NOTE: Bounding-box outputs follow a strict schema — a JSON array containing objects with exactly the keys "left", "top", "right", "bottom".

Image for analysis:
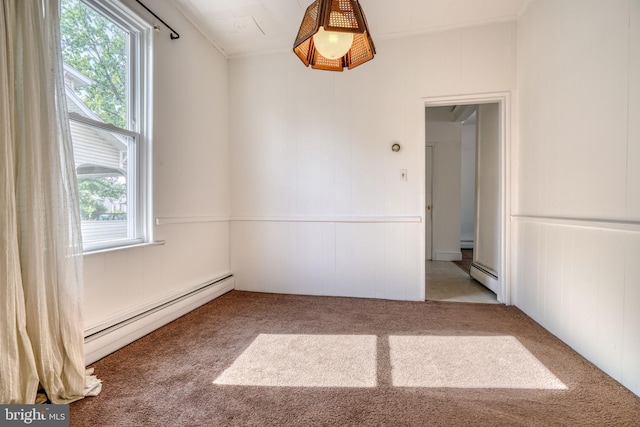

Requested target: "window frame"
[{"left": 65, "top": 0, "right": 153, "bottom": 253}]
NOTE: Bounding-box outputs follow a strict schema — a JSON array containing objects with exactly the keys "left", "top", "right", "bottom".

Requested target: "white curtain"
[{"left": 0, "top": 0, "right": 101, "bottom": 404}]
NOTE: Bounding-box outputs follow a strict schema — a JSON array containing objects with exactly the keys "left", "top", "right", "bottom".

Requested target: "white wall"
[
  {"left": 426, "top": 107, "right": 463, "bottom": 261},
  {"left": 515, "top": 0, "right": 640, "bottom": 396},
  {"left": 82, "top": 0, "right": 230, "bottom": 333},
  {"left": 230, "top": 22, "right": 517, "bottom": 300},
  {"left": 460, "top": 122, "right": 477, "bottom": 248}
]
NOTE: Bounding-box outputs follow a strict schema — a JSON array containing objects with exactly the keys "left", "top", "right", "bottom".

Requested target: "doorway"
[{"left": 420, "top": 93, "right": 511, "bottom": 304}]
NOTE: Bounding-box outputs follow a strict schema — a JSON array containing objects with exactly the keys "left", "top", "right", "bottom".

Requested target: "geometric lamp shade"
[{"left": 293, "top": 0, "right": 376, "bottom": 71}]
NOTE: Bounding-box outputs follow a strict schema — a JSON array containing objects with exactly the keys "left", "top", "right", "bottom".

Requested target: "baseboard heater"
[
  {"left": 84, "top": 274, "right": 234, "bottom": 365},
  {"left": 469, "top": 262, "right": 499, "bottom": 295}
]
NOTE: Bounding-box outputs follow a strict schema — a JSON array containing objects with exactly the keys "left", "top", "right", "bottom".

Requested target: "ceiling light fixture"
[{"left": 293, "top": 0, "right": 375, "bottom": 71}]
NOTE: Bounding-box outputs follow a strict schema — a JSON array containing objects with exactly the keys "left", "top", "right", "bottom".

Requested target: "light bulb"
[{"left": 313, "top": 26, "right": 353, "bottom": 60}]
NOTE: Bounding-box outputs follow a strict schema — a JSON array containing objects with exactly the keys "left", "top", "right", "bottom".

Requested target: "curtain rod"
[{"left": 134, "top": 0, "right": 180, "bottom": 40}]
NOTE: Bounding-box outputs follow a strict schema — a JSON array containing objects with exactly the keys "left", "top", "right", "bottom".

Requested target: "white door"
[
  {"left": 471, "top": 103, "right": 500, "bottom": 293},
  {"left": 425, "top": 145, "right": 433, "bottom": 260}
]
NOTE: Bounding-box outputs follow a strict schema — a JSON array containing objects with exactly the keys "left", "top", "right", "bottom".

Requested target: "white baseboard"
[
  {"left": 84, "top": 276, "right": 234, "bottom": 365},
  {"left": 434, "top": 251, "right": 462, "bottom": 261},
  {"left": 469, "top": 263, "right": 498, "bottom": 294}
]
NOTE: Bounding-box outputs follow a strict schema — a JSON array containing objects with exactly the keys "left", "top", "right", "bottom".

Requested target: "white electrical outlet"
[{"left": 400, "top": 169, "right": 407, "bottom": 181}]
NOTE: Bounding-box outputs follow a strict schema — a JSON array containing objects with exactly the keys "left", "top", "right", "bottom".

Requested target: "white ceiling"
[{"left": 171, "top": 0, "right": 530, "bottom": 57}]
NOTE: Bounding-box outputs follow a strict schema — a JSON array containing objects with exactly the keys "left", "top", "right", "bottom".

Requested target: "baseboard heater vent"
[
  {"left": 469, "top": 262, "right": 499, "bottom": 295},
  {"left": 84, "top": 274, "right": 234, "bottom": 364}
]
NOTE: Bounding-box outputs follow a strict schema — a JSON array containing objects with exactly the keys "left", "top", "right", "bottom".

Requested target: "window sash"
[
  {"left": 70, "top": 116, "right": 143, "bottom": 252},
  {"left": 69, "top": 112, "right": 138, "bottom": 138}
]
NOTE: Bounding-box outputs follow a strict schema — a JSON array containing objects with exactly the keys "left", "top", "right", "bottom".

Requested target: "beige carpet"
[
  {"left": 71, "top": 291, "right": 640, "bottom": 426},
  {"left": 214, "top": 334, "right": 378, "bottom": 388}
]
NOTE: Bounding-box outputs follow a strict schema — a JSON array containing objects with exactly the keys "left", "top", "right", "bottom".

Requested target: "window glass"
[
  {"left": 73, "top": 122, "right": 134, "bottom": 245},
  {"left": 61, "top": 0, "right": 129, "bottom": 128}
]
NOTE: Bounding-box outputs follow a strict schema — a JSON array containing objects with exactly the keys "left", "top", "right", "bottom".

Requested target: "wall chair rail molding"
[
  {"left": 155, "top": 216, "right": 232, "bottom": 226},
  {"left": 512, "top": 215, "right": 640, "bottom": 233},
  {"left": 230, "top": 215, "right": 422, "bottom": 223}
]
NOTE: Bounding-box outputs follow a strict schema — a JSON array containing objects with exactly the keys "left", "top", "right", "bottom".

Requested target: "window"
[{"left": 61, "top": 0, "right": 151, "bottom": 251}]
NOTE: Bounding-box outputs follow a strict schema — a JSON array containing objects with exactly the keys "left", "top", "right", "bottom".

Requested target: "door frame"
[
  {"left": 425, "top": 144, "right": 434, "bottom": 261},
  {"left": 419, "top": 92, "right": 512, "bottom": 304}
]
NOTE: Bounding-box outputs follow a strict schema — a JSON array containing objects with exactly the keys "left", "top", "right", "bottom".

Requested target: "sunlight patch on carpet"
[
  {"left": 213, "top": 334, "right": 377, "bottom": 387},
  {"left": 389, "top": 335, "right": 567, "bottom": 389}
]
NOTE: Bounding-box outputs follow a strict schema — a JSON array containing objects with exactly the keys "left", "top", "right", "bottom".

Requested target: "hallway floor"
[{"left": 426, "top": 260, "right": 499, "bottom": 304}]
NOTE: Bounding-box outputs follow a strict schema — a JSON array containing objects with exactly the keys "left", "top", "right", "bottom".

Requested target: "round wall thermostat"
[{"left": 391, "top": 143, "right": 401, "bottom": 152}]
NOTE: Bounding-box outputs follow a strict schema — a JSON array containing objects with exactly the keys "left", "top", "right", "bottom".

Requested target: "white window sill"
[{"left": 83, "top": 240, "right": 165, "bottom": 256}]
